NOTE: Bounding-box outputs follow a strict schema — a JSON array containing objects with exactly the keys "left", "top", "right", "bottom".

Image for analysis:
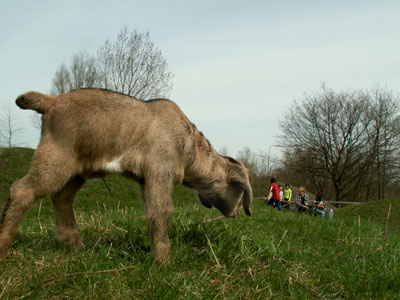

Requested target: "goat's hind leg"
[
  {"left": 51, "top": 176, "right": 86, "bottom": 251},
  {"left": 0, "top": 176, "right": 39, "bottom": 259},
  {"left": 0, "top": 148, "right": 78, "bottom": 259}
]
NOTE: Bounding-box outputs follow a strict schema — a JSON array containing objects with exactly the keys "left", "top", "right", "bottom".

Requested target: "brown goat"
[{"left": 0, "top": 88, "right": 252, "bottom": 263}]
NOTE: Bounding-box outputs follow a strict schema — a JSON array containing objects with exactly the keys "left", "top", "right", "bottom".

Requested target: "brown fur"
[{"left": 0, "top": 88, "right": 252, "bottom": 262}]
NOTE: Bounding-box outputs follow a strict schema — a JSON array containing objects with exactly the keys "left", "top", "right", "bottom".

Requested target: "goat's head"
[{"left": 198, "top": 157, "right": 252, "bottom": 218}]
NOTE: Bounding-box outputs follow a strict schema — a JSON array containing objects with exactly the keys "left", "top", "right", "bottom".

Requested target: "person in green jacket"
[{"left": 283, "top": 184, "right": 292, "bottom": 210}]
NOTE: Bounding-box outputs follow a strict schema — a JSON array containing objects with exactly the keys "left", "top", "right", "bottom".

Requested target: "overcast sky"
[{"left": 1, "top": 0, "right": 399, "bottom": 157}]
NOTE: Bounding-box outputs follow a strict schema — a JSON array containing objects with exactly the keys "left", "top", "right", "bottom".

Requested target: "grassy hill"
[
  {"left": 335, "top": 198, "right": 400, "bottom": 235},
  {"left": 0, "top": 147, "right": 34, "bottom": 198},
  {"left": 0, "top": 148, "right": 399, "bottom": 299}
]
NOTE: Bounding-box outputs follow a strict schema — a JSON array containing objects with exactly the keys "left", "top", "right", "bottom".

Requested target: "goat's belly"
[{"left": 103, "top": 156, "right": 124, "bottom": 173}]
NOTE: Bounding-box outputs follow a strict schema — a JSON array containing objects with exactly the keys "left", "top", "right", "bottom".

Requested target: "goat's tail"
[{"left": 15, "top": 91, "right": 54, "bottom": 114}]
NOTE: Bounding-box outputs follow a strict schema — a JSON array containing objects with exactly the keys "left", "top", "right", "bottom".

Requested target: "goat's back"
[{"left": 25, "top": 89, "right": 196, "bottom": 163}]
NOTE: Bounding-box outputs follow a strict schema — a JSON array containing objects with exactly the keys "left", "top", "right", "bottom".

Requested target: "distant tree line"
[{"left": 233, "top": 85, "right": 400, "bottom": 202}]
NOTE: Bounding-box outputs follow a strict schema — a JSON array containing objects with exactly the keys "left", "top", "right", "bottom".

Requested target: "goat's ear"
[
  {"left": 231, "top": 179, "right": 253, "bottom": 216},
  {"left": 242, "top": 182, "right": 253, "bottom": 216}
]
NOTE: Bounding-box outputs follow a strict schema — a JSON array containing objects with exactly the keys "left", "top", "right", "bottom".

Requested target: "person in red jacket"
[{"left": 267, "top": 177, "right": 282, "bottom": 211}]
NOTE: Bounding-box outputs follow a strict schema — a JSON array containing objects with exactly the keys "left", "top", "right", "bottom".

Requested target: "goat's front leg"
[
  {"left": 142, "top": 178, "right": 174, "bottom": 264},
  {"left": 51, "top": 176, "right": 86, "bottom": 251}
]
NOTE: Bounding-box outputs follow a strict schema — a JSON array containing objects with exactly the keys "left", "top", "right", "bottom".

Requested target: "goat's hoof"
[{"left": 72, "top": 240, "right": 85, "bottom": 251}]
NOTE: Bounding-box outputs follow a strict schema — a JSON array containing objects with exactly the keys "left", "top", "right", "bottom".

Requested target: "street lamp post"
[{"left": 267, "top": 144, "right": 284, "bottom": 175}]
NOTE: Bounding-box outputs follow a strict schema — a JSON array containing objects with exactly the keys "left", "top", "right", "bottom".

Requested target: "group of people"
[{"left": 266, "top": 177, "right": 328, "bottom": 218}]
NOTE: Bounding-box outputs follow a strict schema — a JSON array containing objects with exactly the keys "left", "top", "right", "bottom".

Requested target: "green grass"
[
  {"left": 335, "top": 198, "right": 400, "bottom": 235},
  {"left": 1, "top": 148, "right": 399, "bottom": 299}
]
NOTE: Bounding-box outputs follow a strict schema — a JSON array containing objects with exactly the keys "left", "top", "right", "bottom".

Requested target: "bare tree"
[
  {"left": 0, "top": 102, "right": 24, "bottom": 148},
  {"left": 236, "top": 147, "right": 270, "bottom": 177},
  {"left": 279, "top": 85, "right": 376, "bottom": 202},
  {"left": 51, "top": 63, "right": 70, "bottom": 95},
  {"left": 368, "top": 87, "right": 400, "bottom": 199},
  {"left": 279, "top": 147, "right": 332, "bottom": 199},
  {"left": 256, "top": 150, "right": 269, "bottom": 176},
  {"left": 236, "top": 147, "right": 258, "bottom": 177},
  {"left": 51, "top": 52, "right": 99, "bottom": 95},
  {"left": 276, "top": 85, "right": 400, "bottom": 202},
  {"left": 41, "top": 27, "right": 174, "bottom": 130},
  {"left": 50, "top": 27, "right": 173, "bottom": 100},
  {"left": 97, "top": 27, "right": 174, "bottom": 99}
]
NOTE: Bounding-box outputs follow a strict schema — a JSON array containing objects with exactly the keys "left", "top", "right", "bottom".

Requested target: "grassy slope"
[
  {"left": 0, "top": 148, "right": 399, "bottom": 299},
  {"left": 0, "top": 147, "right": 34, "bottom": 198},
  {"left": 335, "top": 198, "right": 400, "bottom": 235}
]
